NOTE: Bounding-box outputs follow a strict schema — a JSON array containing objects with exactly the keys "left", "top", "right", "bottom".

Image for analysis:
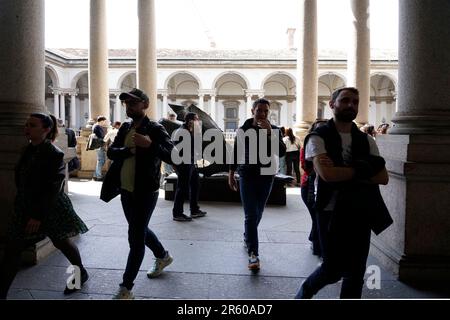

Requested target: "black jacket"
[
  {"left": 15, "top": 140, "right": 65, "bottom": 221},
  {"left": 304, "top": 119, "right": 393, "bottom": 235},
  {"left": 230, "top": 118, "right": 286, "bottom": 176},
  {"left": 100, "top": 116, "right": 174, "bottom": 202}
]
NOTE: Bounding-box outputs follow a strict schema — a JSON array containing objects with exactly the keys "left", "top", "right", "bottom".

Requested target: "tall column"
[
  {"left": 53, "top": 90, "right": 60, "bottom": 119},
  {"left": 0, "top": 0, "right": 45, "bottom": 240},
  {"left": 59, "top": 93, "right": 66, "bottom": 124},
  {"left": 114, "top": 93, "right": 122, "bottom": 122},
  {"left": 246, "top": 92, "right": 253, "bottom": 118},
  {"left": 373, "top": 0, "right": 450, "bottom": 283},
  {"left": 295, "top": 0, "right": 318, "bottom": 134},
  {"left": 137, "top": 0, "right": 157, "bottom": 119},
  {"left": 70, "top": 92, "right": 77, "bottom": 129},
  {"left": 89, "top": 0, "right": 109, "bottom": 122},
  {"left": 348, "top": 0, "right": 370, "bottom": 126},
  {"left": 287, "top": 100, "right": 294, "bottom": 127},
  {"left": 210, "top": 95, "right": 216, "bottom": 121},
  {"left": 198, "top": 93, "right": 205, "bottom": 110},
  {"left": 161, "top": 90, "right": 168, "bottom": 117}
]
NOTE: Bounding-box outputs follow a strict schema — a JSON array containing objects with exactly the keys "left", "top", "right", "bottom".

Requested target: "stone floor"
[{"left": 7, "top": 179, "right": 449, "bottom": 300}]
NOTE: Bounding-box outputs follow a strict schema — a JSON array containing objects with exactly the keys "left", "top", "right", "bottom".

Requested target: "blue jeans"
[
  {"left": 95, "top": 148, "right": 106, "bottom": 178},
  {"left": 120, "top": 190, "right": 166, "bottom": 290},
  {"left": 279, "top": 156, "right": 286, "bottom": 175},
  {"left": 239, "top": 174, "right": 274, "bottom": 256}
]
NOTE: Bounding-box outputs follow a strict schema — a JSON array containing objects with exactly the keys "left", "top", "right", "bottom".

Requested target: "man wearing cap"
[{"left": 102, "top": 88, "right": 175, "bottom": 299}]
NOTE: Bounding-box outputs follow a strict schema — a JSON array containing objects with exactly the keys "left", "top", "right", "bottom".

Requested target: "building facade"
[{"left": 44, "top": 48, "right": 398, "bottom": 132}]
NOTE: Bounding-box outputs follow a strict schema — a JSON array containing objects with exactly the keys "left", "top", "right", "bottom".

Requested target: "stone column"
[
  {"left": 373, "top": 0, "right": 450, "bottom": 283},
  {"left": 287, "top": 99, "right": 294, "bottom": 127},
  {"left": 114, "top": 93, "right": 122, "bottom": 122},
  {"left": 295, "top": 0, "right": 318, "bottom": 134},
  {"left": 246, "top": 92, "right": 253, "bottom": 118},
  {"left": 53, "top": 90, "right": 60, "bottom": 119},
  {"left": 137, "top": 0, "right": 157, "bottom": 119},
  {"left": 89, "top": 0, "right": 109, "bottom": 121},
  {"left": 0, "top": 0, "right": 45, "bottom": 248},
  {"left": 59, "top": 93, "right": 66, "bottom": 124},
  {"left": 198, "top": 93, "right": 205, "bottom": 110},
  {"left": 210, "top": 94, "right": 216, "bottom": 121},
  {"left": 69, "top": 91, "right": 77, "bottom": 129},
  {"left": 348, "top": 0, "right": 370, "bottom": 126},
  {"left": 160, "top": 90, "right": 168, "bottom": 117}
]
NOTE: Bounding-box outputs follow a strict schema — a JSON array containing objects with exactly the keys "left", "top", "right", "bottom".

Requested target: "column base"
[
  {"left": 0, "top": 237, "right": 56, "bottom": 266},
  {"left": 21, "top": 238, "right": 56, "bottom": 265},
  {"left": 373, "top": 134, "right": 450, "bottom": 285}
]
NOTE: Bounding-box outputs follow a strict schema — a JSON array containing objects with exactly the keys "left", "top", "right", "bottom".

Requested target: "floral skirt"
[{"left": 9, "top": 191, "right": 88, "bottom": 243}]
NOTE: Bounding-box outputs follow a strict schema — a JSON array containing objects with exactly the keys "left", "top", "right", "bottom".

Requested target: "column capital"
[
  {"left": 158, "top": 89, "right": 169, "bottom": 96},
  {"left": 61, "top": 88, "right": 79, "bottom": 96},
  {"left": 198, "top": 89, "right": 216, "bottom": 97},
  {"left": 245, "top": 89, "right": 265, "bottom": 98},
  {"left": 51, "top": 87, "right": 62, "bottom": 95},
  {"left": 110, "top": 89, "right": 121, "bottom": 97}
]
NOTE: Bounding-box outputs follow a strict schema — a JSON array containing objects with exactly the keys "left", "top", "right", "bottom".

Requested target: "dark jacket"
[
  {"left": 100, "top": 116, "right": 174, "bottom": 202},
  {"left": 92, "top": 123, "right": 105, "bottom": 139},
  {"left": 15, "top": 140, "right": 65, "bottom": 220},
  {"left": 304, "top": 119, "right": 393, "bottom": 235},
  {"left": 65, "top": 128, "right": 77, "bottom": 148},
  {"left": 230, "top": 118, "right": 286, "bottom": 176}
]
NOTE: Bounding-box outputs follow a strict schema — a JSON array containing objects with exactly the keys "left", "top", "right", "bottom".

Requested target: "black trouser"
[
  {"left": 285, "top": 151, "right": 301, "bottom": 183},
  {"left": 120, "top": 190, "right": 166, "bottom": 290},
  {"left": 301, "top": 184, "right": 321, "bottom": 256},
  {"left": 173, "top": 164, "right": 200, "bottom": 216},
  {"left": 298, "top": 207, "right": 372, "bottom": 299}
]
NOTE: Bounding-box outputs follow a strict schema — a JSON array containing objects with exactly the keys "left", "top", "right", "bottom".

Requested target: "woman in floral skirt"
[{"left": 0, "top": 113, "right": 88, "bottom": 299}]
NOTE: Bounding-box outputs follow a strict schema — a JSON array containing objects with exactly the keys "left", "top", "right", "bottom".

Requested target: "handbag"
[{"left": 86, "top": 133, "right": 105, "bottom": 151}]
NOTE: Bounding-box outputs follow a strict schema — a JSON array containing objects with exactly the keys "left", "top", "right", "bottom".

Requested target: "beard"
[{"left": 335, "top": 110, "right": 357, "bottom": 122}]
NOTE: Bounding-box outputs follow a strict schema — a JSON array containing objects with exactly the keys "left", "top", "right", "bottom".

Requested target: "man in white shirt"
[
  {"left": 104, "top": 121, "right": 121, "bottom": 147},
  {"left": 295, "top": 87, "right": 390, "bottom": 299}
]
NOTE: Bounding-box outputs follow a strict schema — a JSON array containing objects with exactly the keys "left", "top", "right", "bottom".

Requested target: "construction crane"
[{"left": 191, "top": 0, "right": 216, "bottom": 48}]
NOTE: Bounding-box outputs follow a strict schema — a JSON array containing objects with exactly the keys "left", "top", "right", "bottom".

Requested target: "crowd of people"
[{"left": 0, "top": 87, "right": 392, "bottom": 300}]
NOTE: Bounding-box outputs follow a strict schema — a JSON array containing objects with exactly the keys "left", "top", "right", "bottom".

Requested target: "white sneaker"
[
  {"left": 112, "top": 285, "right": 135, "bottom": 300},
  {"left": 248, "top": 253, "right": 260, "bottom": 271},
  {"left": 147, "top": 252, "right": 173, "bottom": 278}
]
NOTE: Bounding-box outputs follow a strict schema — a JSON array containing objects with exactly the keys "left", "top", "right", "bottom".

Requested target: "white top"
[
  {"left": 283, "top": 136, "right": 301, "bottom": 152},
  {"left": 104, "top": 128, "right": 119, "bottom": 144},
  {"left": 305, "top": 133, "right": 380, "bottom": 210}
]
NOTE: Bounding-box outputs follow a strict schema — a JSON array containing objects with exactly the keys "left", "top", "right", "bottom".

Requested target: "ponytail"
[
  {"left": 30, "top": 112, "right": 59, "bottom": 142},
  {"left": 47, "top": 114, "right": 59, "bottom": 142}
]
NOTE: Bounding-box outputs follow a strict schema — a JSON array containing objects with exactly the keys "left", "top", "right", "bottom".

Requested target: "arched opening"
[
  {"left": 318, "top": 73, "right": 346, "bottom": 120},
  {"left": 370, "top": 74, "right": 397, "bottom": 127},
  {"left": 214, "top": 72, "right": 249, "bottom": 131},
  {"left": 262, "top": 72, "right": 296, "bottom": 127}
]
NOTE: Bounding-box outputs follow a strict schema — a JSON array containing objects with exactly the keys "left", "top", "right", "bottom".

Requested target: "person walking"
[
  {"left": 295, "top": 87, "right": 392, "bottom": 299},
  {"left": 101, "top": 88, "right": 175, "bottom": 300},
  {"left": 0, "top": 113, "right": 88, "bottom": 299},
  {"left": 228, "top": 98, "right": 286, "bottom": 271}
]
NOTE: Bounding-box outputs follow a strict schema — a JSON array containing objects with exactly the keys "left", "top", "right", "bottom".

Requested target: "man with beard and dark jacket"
[
  {"left": 101, "top": 88, "right": 175, "bottom": 300},
  {"left": 295, "top": 87, "right": 392, "bottom": 299}
]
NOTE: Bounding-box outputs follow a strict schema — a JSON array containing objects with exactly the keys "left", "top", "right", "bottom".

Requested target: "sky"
[{"left": 45, "top": 0, "right": 398, "bottom": 51}]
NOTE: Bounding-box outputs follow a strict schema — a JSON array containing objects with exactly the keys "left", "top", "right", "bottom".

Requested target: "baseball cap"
[{"left": 119, "top": 88, "right": 149, "bottom": 102}]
